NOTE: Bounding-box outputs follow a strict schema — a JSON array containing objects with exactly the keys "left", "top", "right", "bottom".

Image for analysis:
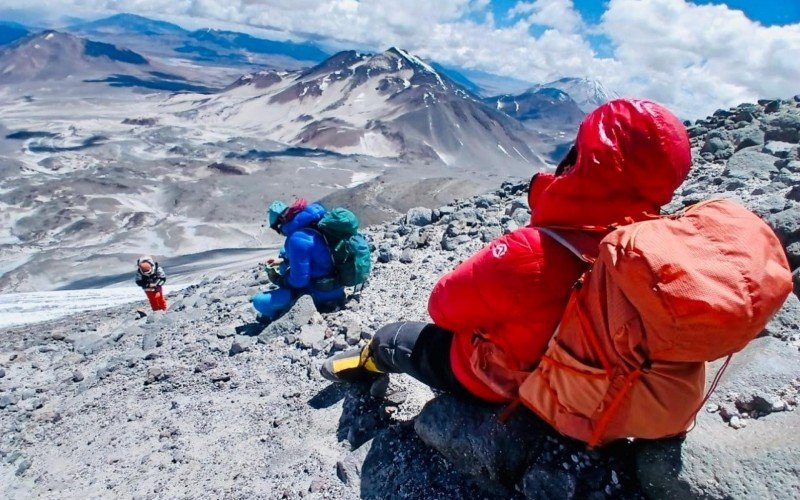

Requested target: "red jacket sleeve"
[{"left": 428, "top": 228, "right": 546, "bottom": 334}]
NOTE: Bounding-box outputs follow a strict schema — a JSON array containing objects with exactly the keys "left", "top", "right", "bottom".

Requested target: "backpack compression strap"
[{"left": 537, "top": 227, "right": 603, "bottom": 264}]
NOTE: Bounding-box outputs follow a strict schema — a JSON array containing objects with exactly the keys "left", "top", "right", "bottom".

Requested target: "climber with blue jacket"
[{"left": 252, "top": 198, "right": 346, "bottom": 323}]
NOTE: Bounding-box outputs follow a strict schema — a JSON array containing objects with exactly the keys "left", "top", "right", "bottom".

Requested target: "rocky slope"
[{"left": 1, "top": 97, "right": 799, "bottom": 499}]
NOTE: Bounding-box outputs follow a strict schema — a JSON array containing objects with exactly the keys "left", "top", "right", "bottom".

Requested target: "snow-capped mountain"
[
  {"left": 485, "top": 87, "right": 585, "bottom": 129},
  {"left": 166, "top": 47, "right": 544, "bottom": 170},
  {"left": 529, "top": 77, "right": 618, "bottom": 113}
]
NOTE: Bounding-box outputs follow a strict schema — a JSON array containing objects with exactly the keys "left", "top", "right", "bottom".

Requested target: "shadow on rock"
[
  {"left": 414, "top": 395, "right": 643, "bottom": 499},
  {"left": 359, "top": 423, "right": 488, "bottom": 500},
  {"left": 334, "top": 383, "right": 391, "bottom": 450},
  {"left": 234, "top": 322, "right": 267, "bottom": 337},
  {"left": 308, "top": 383, "right": 348, "bottom": 409}
]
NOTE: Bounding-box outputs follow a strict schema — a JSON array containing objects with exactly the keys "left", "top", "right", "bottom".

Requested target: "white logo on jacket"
[{"left": 492, "top": 243, "right": 508, "bottom": 258}]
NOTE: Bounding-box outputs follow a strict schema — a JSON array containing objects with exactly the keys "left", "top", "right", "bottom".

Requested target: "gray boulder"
[
  {"left": 258, "top": 295, "right": 318, "bottom": 342},
  {"left": 763, "top": 141, "right": 798, "bottom": 158},
  {"left": 767, "top": 207, "right": 800, "bottom": 241},
  {"left": 761, "top": 294, "right": 800, "bottom": 340},
  {"left": 635, "top": 337, "right": 800, "bottom": 499},
  {"left": 701, "top": 136, "right": 733, "bottom": 159},
  {"left": 724, "top": 150, "right": 778, "bottom": 180},
  {"left": 474, "top": 194, "right": 501, "bottom": 208},
  {"left": 71, "top": 334, "right": 106, "bottom": 356},
  {"left": 376, "top": 242, "right": 397, "bottom": 263},
  {"left": 405, "top": 207, "right": 433, "bottom": 227},
  {"left": 729, "top": 125, "right": 764, "bottom": 151},
  {"left": 297, "top": 324, "right": 326, "bottom": 351}
]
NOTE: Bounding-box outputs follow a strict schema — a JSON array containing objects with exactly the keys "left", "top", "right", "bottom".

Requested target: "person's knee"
[
  {"left": 372, "top": 322, "right": 409, "bottom": 347},
  {"left": 252, "top": 288, "right": 293, "bottom": 317}
]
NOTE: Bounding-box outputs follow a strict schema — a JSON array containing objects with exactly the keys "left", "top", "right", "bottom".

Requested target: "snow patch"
[
  {"left": 497, "top": 144, "right": 511, "bottom": 158},
  {"left": 0, "top": 285, "right": 189, "bottom": 328}
]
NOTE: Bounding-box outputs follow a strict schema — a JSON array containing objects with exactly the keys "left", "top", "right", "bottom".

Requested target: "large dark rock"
[
  {"left": 360, "top": 424, "right": 485, "bottom": 499},
  {"left": 767, "top": 207, "right": 800, "bottom": 242},
  {"left": 700, "top": 136, "right": 733, "bottom": 159},
  {"left": 729, "top": 125, "right": 764, "bottom": 151},
  {"left": 635, "top": 337, "right": 800, "bottom": 499},
  {"left": 724, "top": 149, "right": 778, "bottom": 180},
  {"left": 414, "top": 396, "right": 544, "bottom": 488},
  {"left": 414, "top": 395, "right": 640, "bottom": 498}
]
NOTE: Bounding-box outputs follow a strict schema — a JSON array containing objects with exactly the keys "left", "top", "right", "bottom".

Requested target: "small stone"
[
  {"left": 72, "top": 371, "right": 84, "bottom": 382},
  {"left": 0, "top": 368, "right": 5, "bottom": 378},
  {"left": 210, "top": 371, "right": 231, "bottom": 383},
  {"left": 216, "top": 328, "right": 234, "bottom": 339},
  {"left": 194, "top": 358, "right": 217, "bottom": 373},
  {"left": 34, "top": 409, "right": 61, "bottom": 423},
  {"left": 729, "top": 416, "right": 746, "bottom": 429},
  {"left": 51, "top": 332, "right": 66, "bottom": 341},
  {"left": 229, "top": 336, "right": 254, "bottom": 356},
  {"left": 0, "top": 394, "right": 17, "bottom": 409},
  {"left": 15, "top": 459, "right": 31, "bottom": 476},
  {"left": 399, "top": 249, "right": 413, "bottom": 264},
  {"left": 145, "top": 366, "right": 165, "bottom": 384},
  {"left": 384, "top": 389, "right": 407, "bottom": 406}
]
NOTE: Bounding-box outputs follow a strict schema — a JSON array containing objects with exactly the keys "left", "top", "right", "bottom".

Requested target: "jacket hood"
[
  {"left": 529, "top": 99, "right": 691, "bottom": 228},
  {"left": 281, "top": 203, "right": 326, "bottom": 236}
]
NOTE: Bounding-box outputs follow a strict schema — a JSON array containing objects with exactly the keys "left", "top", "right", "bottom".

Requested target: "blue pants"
[{"left": 252, "top": 286, "right": 346, "bottom": 320}]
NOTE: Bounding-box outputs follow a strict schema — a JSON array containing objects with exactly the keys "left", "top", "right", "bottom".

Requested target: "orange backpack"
[{"left": 519, "top": 199, "right": 793, "bottom": 447}]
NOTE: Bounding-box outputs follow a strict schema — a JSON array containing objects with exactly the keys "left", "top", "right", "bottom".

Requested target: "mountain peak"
[
  {"left": 529, "top": 77, "right": 618, "bottom": 113},
  {"left": 70, "top": 13, "right": 187, "bottom": 36}
]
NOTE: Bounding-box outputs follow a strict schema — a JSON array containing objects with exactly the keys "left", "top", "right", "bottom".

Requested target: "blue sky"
[{"left": 490, "top": 0, "right": 800, "bottom": 26}]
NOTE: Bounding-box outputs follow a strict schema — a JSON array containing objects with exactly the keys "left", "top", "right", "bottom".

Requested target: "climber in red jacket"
[{"left": 321, "top": 99, "right": 692, "bottom": 403}]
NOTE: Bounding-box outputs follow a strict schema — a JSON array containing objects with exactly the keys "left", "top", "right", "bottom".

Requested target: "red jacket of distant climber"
[{"left": 428, "top": 99, "right": 692, "bottom": 402}]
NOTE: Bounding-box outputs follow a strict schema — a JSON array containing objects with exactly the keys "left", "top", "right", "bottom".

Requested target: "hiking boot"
[{"left": 320, "top": 344, "right": 383, "bottom": 383}]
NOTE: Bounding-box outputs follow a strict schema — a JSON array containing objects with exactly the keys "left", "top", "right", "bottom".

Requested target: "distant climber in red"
[{"left": 135, "top": 255, "right": 168, "bottom": 311}]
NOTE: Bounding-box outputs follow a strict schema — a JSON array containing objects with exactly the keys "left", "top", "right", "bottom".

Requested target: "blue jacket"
[{"left": 280, "top": 203, "right": 334, "bottom": 289}]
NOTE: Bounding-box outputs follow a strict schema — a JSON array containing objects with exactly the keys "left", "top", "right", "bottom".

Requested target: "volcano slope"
[{"left": 1, "top": 97, "right": 799, "bottom": 499}]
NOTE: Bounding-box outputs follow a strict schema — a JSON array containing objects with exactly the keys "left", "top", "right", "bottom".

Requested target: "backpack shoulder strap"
[{"left": 537, "top": 227, "right": 603, "bottom": 264}]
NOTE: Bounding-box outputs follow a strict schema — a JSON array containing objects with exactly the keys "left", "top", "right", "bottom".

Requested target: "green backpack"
[{"left": 316, "top": 207, "right": 372, "bottom": 287}]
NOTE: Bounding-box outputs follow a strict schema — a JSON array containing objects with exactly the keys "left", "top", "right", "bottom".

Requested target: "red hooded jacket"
[{"left": 428, "top": 99, "right": 692, "bottom": 402}]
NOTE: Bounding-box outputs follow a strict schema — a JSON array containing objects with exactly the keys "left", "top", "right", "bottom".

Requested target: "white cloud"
[
  {"left": 600, "top": 0, "right": 800, "bottom": 117},
  {"left": 1, "top": 0, "right": 799, "bottom": 118},
  {"left": 509, "top": 0, "right": 584, "bottom": 33}
]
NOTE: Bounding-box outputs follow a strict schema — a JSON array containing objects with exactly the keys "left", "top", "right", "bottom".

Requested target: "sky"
[{"left": 2, "top": 0, "right": 800, "bottom": 119}]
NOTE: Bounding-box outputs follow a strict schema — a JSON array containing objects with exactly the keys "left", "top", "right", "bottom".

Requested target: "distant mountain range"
[
  {"left": 0, "top": 12, "right": 619, "bottom": 164},
  {"left": 484, "top": 87, "right": 585, "bottom": 130},
  {"left": 167, "top": 47, "right": 545, "bottom": 170},
  {"left": 65, "top": 13, "right": 330, "bottom": 70},
  {"left": 0, "top": 30, "right": 213, "bottom": 91},
  {"left": 1, "top": 14, "right": 617, "bottom": 104}
]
